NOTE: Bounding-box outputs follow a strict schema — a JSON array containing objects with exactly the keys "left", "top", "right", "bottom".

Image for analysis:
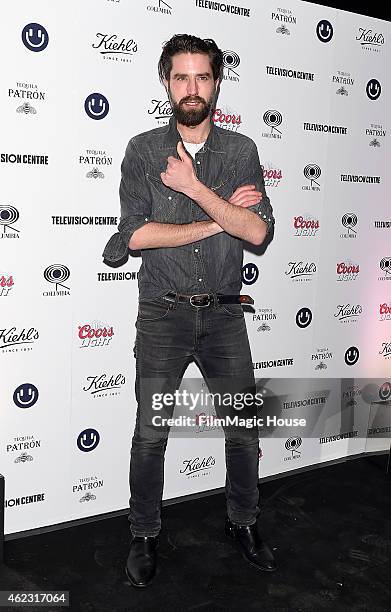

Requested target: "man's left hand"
[{"left": 160, "top": 142, "right": 198, "bottom": 195}]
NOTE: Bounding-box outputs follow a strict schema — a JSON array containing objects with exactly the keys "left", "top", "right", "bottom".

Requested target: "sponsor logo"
[
  {"left": 366, "top": 122, "right": 386, "bottom": 147},
  {"left": 22, "top": 23, "right": 49, "bottom": 52},
  {"left": 212, "top": 106, "right": 242, "bottom": 131},
  {"left": 5, "top": 493, "right": 45, "bottom": 508},
  {"left": 374, "top": 220, "right": 391, "bottom": 228},
  {"left": 97, "top": 271, "right": 137, "bottom": 281},
  {"left": 6, "top": 435, "right": 41, "bottom": 460},
  {"left": 283, "top": 395, "right": 326, "bottom": 410},
  {"left": 356, "top": 27, "right": 385, "bottom": 53},
  {"left": 379, "top": 303, "right": 391, "bottom": 321},
  {"left": 304, "top": 122, "right": 347, "bottom": 134},
  {"left": 285, "top": 261, "right": 316, "bottom": 283},
  {"left": 262, "top": 110, "right": 282, "bottom": 139},
  {"left": 272, "top": 7, "right": 296, "bottom": 35},
  {"left": 296, "top": 307, "right": 312, "bottom": 329},
  {"left": 83, "top": 373, "right": 126, "bottom": 397},
  {"left": 344, "top": 346, "right": 359, "bottom": 366},
  {"left": 0, "top": 327, "right": 39, "bottom": 354},
  {"left": 251, "top": 308, "right": 277, "bottom": 332},
  {"left": 340, "top": 173, "right": 380, "bottom": 183},
  {"left": 312, "top": 347, "right": 332, "bottom": 370},
  {"left": 293, "top": 215, "right": 319, "bottom": 237},
  {"left": 147, "top": 98, "right": 172, "bottom": 125},
  {"left": 284, "top": 436, "right": 302, "bottom": 461},
  {"left": 302, "top": 164, "right": 321, "bottom": 191},
  {"left": 179, "top": 455, "right": 216, "bottom": 478},
  {"left": 84, "top": 93, "right": 109, "bottom": 120},
  {"left": 73, "top": 476, "right": 104, "bottom": 502},
  {"left": 51, "top": 216, "right": 117, "bottom": 226},
  {"left": 379, "top": 342, "right": 391, "bottom": 359},
  {"left": 366, "top": 79, "right": 381, "bottom": 100},
  {"left": 332, "top": 70, "right": 354, "bottom": 95},
  {"left": 262, "top": 162, "right": 282, "bottom": 188},
  {"left": 43, "top": 264, "right": 70, "bottom": 296},
  {"left": 242, "top": 262, "right": 259, "bottom": 285},
  {"left": 334, "top": 304, "right": 363, "bottom": 324},
  {"left": 0, "top": 153, "right": 48, "bottom": 165},
  {"left": 222, "top": 50, "right": 240, "bottom": 82},
  {"left": 253, "top": 358, "right": 294, "bottom": 370},
  {"left": 13, "top": 383, "right": 39, "bottom": 409},
  {"left": 194, "top": 1, "right": 250, "bottom": 17},
  {"left": 77, "top": 429, "right": 100, "bottom": 452},
  {"left": 319, "top": 430, "right": 358, "bottom": 444},
  {"left": 379, "top": 382, "right": 391, "bottom": 400},
  {"left": 0, "top": 274, "right": 14, "bottom": 297},
  {"left": 79, "top": 148, "right": 113, "bottom": 179},
  {"left": 0, "top": 204, "right": 20, "bottom": 240},
  {"left": 78, "top": 322, "right": 114, "bottom": 348},
  {"left": 316, "top": 19, "right": 333, "bottom": 43},
  {"left": 266, "top": 65, "right": 314, "bottom": 81},
  {"left": 146, "top": 0, "right": 172, "bottom": 15},
  {"left": 336, "top": 261, "right": 360, "bottom": 282},
  {"left": 378, "top": 257, "right": 391, "bottom": 281},
  {"left": 8, "top": 82, "right": 46, "bottom": 114},
  {"left": 92, "top": 33, "right": 137, "bottom": 63},
  {"left": 340, "top": 213, "right": 358, "bottom": 239}
]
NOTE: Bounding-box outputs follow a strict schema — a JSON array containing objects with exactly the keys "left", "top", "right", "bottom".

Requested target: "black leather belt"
[{"left": 162, "top": 291, "right": 254, "bottom": 308}]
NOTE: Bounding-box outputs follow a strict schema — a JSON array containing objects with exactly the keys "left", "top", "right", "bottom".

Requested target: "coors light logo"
[
  {"left": 336, "top": 261, "right": 360, "bottom": 282},
  {"left": 293, "top": 215, "right": 319, "bottom": 237},
  {"left": 78, "top": 322, "right": 114, "bottom": 348}
]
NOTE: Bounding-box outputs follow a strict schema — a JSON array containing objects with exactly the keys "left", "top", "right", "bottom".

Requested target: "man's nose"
[{"left": 187, "top": 77, "right": 199, "bottom": 96}]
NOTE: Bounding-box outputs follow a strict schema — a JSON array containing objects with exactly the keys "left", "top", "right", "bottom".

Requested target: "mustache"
[{"left": 179, "top": 96, "right": 206, "bottom": 105}]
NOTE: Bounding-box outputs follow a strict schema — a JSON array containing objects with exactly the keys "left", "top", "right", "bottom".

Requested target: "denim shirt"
[{"left": 102, "top": 116, "right": 274, "bottom": 299}]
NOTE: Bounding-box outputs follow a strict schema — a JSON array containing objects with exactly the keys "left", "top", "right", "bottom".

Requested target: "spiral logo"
[
  {"left": 380, "top": 257, "right": 391, "bottom": 275},
  {"left": 285, "top": 436, "right": 302, "bottom": 456},
  {"left": 263, "top": 110, "right": 283, "bottom": 135},
  {"left": 223, "top": 50, "right": 240, "bottom": 70},
  {"left": 341, "top": 213, "right": 357, "bottom": 233},
  {"left": 0, "top": 205, "right": 20, "bottom": 232},
  {"left": 44, "top": 264, "right": 70, "bottom": 290}
]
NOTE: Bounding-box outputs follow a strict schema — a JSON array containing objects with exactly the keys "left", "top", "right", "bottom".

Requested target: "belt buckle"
[{"left": 189, "top": 293, "right": 211, "bottom": 308}]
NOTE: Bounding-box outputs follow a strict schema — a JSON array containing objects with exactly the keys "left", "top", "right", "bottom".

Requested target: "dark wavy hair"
[{"left": 158, "top": 34, "right": 223, "bottom": 84}]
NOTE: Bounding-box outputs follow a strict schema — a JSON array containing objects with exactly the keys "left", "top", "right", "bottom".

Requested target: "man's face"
[{"left": 164, "top": 52, "right": 219, "bottom": 127}]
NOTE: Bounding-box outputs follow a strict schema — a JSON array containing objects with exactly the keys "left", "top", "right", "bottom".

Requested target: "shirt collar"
[{"left": 158, "top": 115, "right": 225, "bottom": 155}]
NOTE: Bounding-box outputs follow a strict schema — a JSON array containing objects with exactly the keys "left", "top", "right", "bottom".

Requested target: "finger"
[
  {"left": 177, "top": 141, "right": 190, "bottom": 162},
  {"left": 233, "top": 184, "right": 256, "bottom": 195},
  {"left": 230, "top": 194, "right": 261, "bottom": 206},
  {"left": 230, "top": 188, "right": 261, "bottom": 202}
]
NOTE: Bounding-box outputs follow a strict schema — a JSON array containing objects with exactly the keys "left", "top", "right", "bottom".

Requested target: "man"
[{"left": 103, "top": 34, "right": 276, "bottom": 588}]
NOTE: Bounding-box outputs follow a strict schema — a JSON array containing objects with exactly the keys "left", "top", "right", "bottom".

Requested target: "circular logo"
[
  {"left": 366, "top": 79, "right": 381, "bottom": 101},
  {"left": 342, "top": 213, "right": 357, "bottom": 229},
  {"left": 0, "top": 205, "right": 19, "bottom": 226},
  {"left": 242, "top": 263, "right": 259, "bottom": 285},
  {"left": 223, "top": 50, "right": 240, "bottom": 70},
  {"left": 44, "top": 264, "right": 70, "bottom": 285},
  {"left": 84, "top": 93, "right": 110, "bottom": 120},
  {"left": 285, "top": 436, "right": 302, "bottom": 451},
  {"left": 303, "top": 164, "right": 321, "bottom": 181},
  {"left": 13, "top": 383, "right": 39, "bottom": 408},
  {"left": 77, "top": 428, "right": 100, "bottom": 452},
  {"left": 263, "top": 110, "right": 283, "bottom": 128},
  {"left": 380, "top": 257, "right": 391, "bottom": 274},
  {"left": 316, "top": 20, "right": 333, "bottom": 43},
  {"left": 344, "top": 346, "right": 359, "bottom": 366},
  {"left": 22, "top": 23, "right": 49, "bottom": 52},
  {"left": 296, "top": 307, "right": 312, "bottom": 329},
  {"left": 379, "top": 382, "right": 391, "bottom": 401}
]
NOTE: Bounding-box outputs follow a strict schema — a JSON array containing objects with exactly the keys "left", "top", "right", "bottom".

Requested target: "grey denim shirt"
[{"left": 102, "top": 116, "right": 274, "bottom": 299}]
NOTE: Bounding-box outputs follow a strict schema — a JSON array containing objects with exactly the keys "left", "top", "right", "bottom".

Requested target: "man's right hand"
[{"left": 228, "top": 184, "right": 262, "bottom": 208}]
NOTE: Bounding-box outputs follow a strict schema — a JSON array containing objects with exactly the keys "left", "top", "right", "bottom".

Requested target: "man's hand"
[
  {"left": 160, "top": 141, "right": 198, "bottom": 194},
  {"left": 229, "top": 184, "right": 262, "bottom": 208}
]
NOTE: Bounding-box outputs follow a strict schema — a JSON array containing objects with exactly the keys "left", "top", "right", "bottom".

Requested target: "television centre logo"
[
  {"left": 43, "top": 264, "right": 70, "bottom": 296},
  {"left": 271, "top": 7, "right": 297, "bottom": 35},
  {"left": 222, "top": 50, "right": 240, "bottom": 82},
  {"left": 0, "top": 326, "right": 39, "bottom": 354},
  {"left": 84, "top": 93, "right": 109, "bottom": 120},
  {"left": 285, "top": 261, "right": 317, "bottom": 283},
  {"left": 0, "top": 205, "right": 20, "bottom": 239},
  {"left": 79, "top": 148, "right": 113, "bottom": 179},
  {"left": 194, "top": 1, "right": 250, "bottom": 18},
  {"left": 262, "top": 110, "right": 282, "bottom": 140},
  {"left": 302, "top": 164, "right": 321, "bottom": 191},
  {"left": 21, "top": 23, "right": 49, "bottom": 52},
  {"left": 147, "top": 98, "right": 172, "bottom": 125},
  {"left": 340, "top": 213, "right": 358, "bottom": 239},
  {"left": 356, "top": 27, "right": 385, "bottom": 53},
  {"left": 91, "top": 32, "right": 138, "bottom": 63}
]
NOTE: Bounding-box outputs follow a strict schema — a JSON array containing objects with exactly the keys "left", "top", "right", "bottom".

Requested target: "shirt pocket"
[
  {"left": 209, "top": 166, "right": 236, "bottom": 200},
  {"left": 146, "top": 172, "right": 178, "bottom": 222}
]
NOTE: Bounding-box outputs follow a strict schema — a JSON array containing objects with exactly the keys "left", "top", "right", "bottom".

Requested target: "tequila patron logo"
[
  {"left": 79, "top": 148, "right": 113, "bottom": 179},
  {"left": 332, "top": 70, "right": 354, "bottom": 95},
  {"left": 271, "top": 7, "right": 297, "bottom": 35},
  {"left": 9, "top": 81, "right": 45, "bottom": 115}
]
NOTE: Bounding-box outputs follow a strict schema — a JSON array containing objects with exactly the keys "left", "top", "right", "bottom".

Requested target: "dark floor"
[{"left": 1, "top": 457, "right": 390, "bottom": 612}]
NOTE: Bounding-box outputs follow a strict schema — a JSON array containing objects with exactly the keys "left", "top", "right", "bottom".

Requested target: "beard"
[{"left": 168, "top": 88, "right": 216, "bottom": 127}]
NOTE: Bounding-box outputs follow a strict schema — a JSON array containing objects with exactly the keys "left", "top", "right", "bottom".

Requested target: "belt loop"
[
  {"left": 173, "top": 291, "right": 179, "bottom": 309},
  {"left": 212, "top": 292, "right": 218, "bottom": 309}
]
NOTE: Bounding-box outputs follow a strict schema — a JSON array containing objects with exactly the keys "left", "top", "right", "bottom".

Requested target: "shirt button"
[
  {"left": 168, "top": 196, "right": 172, "bottom": 200},
  {"left": 196, "top": 161, "right": 201, "bottom": 165},
  {"left": 144, "top": 217, "right": 148, "bottom": 221},
  {"left": 198, "top": 278, "right": 202, "bottom": 282},
  {"left": 194, "top": 248, "right": 199, "bottom": 253}
]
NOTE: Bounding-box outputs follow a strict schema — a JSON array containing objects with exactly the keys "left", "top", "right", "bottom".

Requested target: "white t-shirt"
[{"left": 183, "top": 141, "right": 205, "bottom": 158}]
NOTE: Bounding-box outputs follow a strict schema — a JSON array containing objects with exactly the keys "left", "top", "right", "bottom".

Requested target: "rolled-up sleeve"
[
  {"left": 118, "top": 138, "right": 152, "bottom": 249},
  {"left": 234, "top": 140, "right": 275, "bottom": 236}
]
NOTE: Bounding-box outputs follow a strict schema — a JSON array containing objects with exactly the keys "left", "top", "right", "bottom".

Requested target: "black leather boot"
[
  {"left": 225, "top": 516, "right": 277, "bottom": 572},
  {"left": 125, "top": 534, "right": 159, "bottom": 587}
]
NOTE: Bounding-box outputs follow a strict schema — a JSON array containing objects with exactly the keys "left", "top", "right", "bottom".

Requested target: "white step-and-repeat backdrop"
[{"left": 1, "top": 0, "right": 390, "bottom": 535}]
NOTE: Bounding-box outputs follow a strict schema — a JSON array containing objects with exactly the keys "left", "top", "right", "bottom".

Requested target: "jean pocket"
[
  {"left": 137, "top": 298, "right": 172, "bottom": 322},
  {"left": 219, "top": 303, "right": 244, "bottom": 318}
]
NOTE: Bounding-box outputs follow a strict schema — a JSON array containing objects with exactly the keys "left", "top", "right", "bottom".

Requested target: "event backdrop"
[{"left": 1, "top": 0, "right": 390, "bottom": 536}]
